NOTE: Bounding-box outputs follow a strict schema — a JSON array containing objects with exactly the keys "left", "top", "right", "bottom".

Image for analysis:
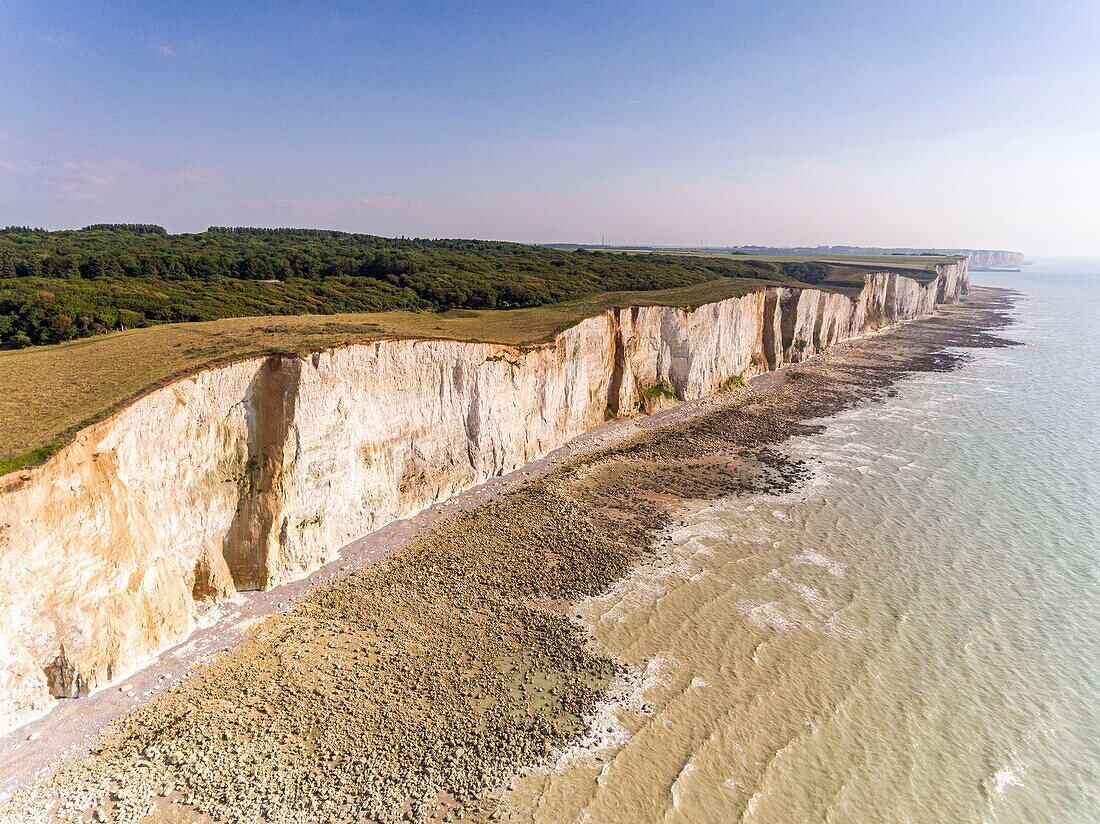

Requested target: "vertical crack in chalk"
[
  {"left": 606, "top": 308, "right": 627, "bottom": 419},
  {"left": 779, "top": 290, "right": 801, "bottom": 362},
  {"left": 762, "top": 289, "right": 779, "bottom": 371},
  {"left": 222, "top": 355, "right": 302, "bottom": 591}
]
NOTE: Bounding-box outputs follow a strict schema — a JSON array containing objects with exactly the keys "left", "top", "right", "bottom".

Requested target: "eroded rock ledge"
[{"left": 0, "top": 262, "right": 968, "bottom": 731}]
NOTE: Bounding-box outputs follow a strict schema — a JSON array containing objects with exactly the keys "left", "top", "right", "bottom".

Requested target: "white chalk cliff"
[
  {"left": 962, "top": 249, "right": 1024, "bottom": 270},
  {"left": 0, "top": 263, "right": 969, "bottom": 731}
]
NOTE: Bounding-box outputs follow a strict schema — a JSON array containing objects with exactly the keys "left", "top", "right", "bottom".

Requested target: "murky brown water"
[{"left": 505, "top": 266, "right": 1100, "bottom": 823}]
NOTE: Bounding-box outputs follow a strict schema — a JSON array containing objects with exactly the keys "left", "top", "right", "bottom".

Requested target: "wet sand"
[{"left": 0, "top": 289, "right": 1016, "bottom": 824}]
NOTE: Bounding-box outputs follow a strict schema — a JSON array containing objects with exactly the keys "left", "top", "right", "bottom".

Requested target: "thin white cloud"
[
  {"left": 241, "top": 197, "right": 302, "bottom": 209},
  {"left": 357, "top": 194, "right": 425, "bottom": 211},
  {"left": 1, "top": 156, "right": 219, "bottom": 203},
  {"left": 161, "top": 165, "right": 218, "bottom": 187},
  {"left": 153, "top": 44, "right": 176, "bottom": 57}
]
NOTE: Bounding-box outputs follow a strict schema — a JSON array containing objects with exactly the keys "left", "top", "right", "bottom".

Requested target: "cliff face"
[
  {"left": 0, "top": 263, "right": 968, "bottom": 731},
  {"left": 964, "top": 250, "right": 1024, "bottom": 270}
]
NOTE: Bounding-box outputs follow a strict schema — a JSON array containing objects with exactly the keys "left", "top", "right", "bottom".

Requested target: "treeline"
[
  {"left": 0, "top": 226, "right": 818, "bottom": 348},
  {"left": 776, "top": 261, "right": 830, "bottom": 284}
]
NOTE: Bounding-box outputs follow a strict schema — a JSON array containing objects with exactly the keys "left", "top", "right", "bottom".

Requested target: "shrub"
[
  {"left": 641, "top": 379, "right": 678, "bottom": 400},
  {"left": 720, "top": 373, "right": 746, "bottom": 391}
]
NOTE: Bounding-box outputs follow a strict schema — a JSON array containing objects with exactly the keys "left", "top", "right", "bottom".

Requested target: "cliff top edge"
[{"left": 0, "top": 262, "right": 960, "bottom": 477}]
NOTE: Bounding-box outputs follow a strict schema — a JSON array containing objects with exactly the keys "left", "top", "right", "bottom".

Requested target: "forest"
[{"left": 0, "top": 225, "right": 829, "bottom": 348}]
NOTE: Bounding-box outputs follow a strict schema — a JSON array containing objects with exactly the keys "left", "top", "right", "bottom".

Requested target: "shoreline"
[
  {"left": 0, "top": 363, "right": 768, "bottom": 785},
  {"left": 0, "top": 288, "right": 1017, "bottom": 824},
  {"left": 498, "top": 287, "right": 1027, "bottom": 822}
]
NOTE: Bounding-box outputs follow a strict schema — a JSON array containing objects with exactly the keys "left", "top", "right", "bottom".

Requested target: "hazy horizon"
[{"left": 3, "top": 1, "right": 1099, "bottom": 254}]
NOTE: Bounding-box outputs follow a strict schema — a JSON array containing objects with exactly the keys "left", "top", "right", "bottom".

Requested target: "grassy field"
[
  {"left": 603, "top": 248, "right": 955, "bottom": 272},
  {"left": 0, "top": 276, "right": 779, "bottom": 475},
  {"left": 555, "top": 245, "right": 959, "bottom": 268}
]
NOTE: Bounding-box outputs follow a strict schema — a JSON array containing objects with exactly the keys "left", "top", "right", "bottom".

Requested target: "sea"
[{"left": 505, "top": 258, "right": 1100, "bottom": 823}]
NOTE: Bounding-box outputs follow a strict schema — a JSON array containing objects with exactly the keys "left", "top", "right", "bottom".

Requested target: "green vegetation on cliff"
[{"left": 0, "top": 225, "right": 832, "bottom": 349}]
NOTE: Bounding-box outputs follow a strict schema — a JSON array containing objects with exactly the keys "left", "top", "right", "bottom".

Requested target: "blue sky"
[{"left": 2, "top": 1, "right": 1098, "bottom": 252}]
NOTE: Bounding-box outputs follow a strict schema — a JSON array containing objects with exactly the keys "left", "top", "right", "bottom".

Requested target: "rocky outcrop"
[{"left": 0, "top": 262, "right": 968, "bottom": 731}]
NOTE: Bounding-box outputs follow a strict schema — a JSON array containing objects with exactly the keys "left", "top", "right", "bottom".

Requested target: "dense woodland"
[{"left": 0, "top": 226, "right": 829, "bottom": 348}]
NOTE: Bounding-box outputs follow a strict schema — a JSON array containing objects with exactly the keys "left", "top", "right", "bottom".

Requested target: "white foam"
[
  {"left": 538, "top": 652, "right": 681, "bottom": 775},
  {"left": 986, "top": 764, "right": 1025, "bottom": 796},
  {"left": 669, "top": 762, "right": 695, "bottom": 809},
  {"left": 739, "top": 601, "right": 796, "bottom": 631},
  {"left": 824, "top": 613, "right": 865, "bottom": 641},
  {"left": 791, "top": 583, "right": 831, "bottom": 614},
  {"left": 795, "top": 549, "right": 845, "bottom": 577}
]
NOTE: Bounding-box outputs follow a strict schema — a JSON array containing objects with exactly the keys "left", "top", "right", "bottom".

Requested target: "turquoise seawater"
[{"left": 509, "top": 259, "right": 1100, "bottom": 823}]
